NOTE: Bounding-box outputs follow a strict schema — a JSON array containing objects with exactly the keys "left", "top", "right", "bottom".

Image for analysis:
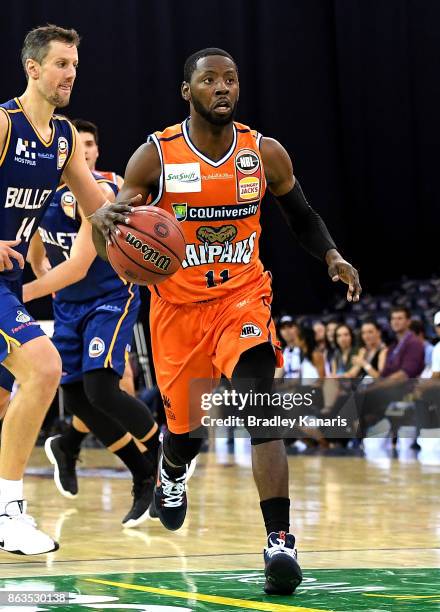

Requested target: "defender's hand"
[{"left": 0, "top": 240, "right": 24, "bottom": 272}]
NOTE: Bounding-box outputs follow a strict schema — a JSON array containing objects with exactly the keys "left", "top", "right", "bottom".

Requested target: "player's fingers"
[
  {"left": 128, "top": 193, "right": 143, "bottom": 205},
  {"left": 3, "top": 239, "right": 21, "bottom": 247},
  {"left": 2, "top": 253, "right": 13, "bottom": 271},
  {"left": 7, "top": 248, "right": 24, "bottom": 269}
]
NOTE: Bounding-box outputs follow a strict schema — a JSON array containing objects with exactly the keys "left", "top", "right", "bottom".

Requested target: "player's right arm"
[
  {"left": 92, "top": 142, "right": 161, "bottom": 258},
  {"left": 0, "top": 110, "right": 25, "bottom": 271}
]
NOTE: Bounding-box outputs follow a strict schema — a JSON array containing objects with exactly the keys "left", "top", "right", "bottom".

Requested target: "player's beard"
[
  {"left": 47, "top": 92, "right": 70, "bottom": 108},
  {"left": 192, "top": 95, "right": 237, "bottom": 126}
]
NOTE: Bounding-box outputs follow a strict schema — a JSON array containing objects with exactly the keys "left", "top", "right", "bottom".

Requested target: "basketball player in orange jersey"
[{"left": 95, "top": 48, "right": 361, "bottom": 595}]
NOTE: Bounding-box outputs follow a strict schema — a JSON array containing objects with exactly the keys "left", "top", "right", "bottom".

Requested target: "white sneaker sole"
[
  {"left": 44, "top": 437, "right": 77, "bottom": 500},
  {"left": 0, "top": 540, "right": 59, "bottom": 556},
  {"left": 122, "top": 505, "right": 152, "bottom": 529}
]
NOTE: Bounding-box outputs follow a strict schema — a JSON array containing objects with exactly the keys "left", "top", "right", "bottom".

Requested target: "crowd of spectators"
[{"left": 275, "top": 304, "right": 440, "bottom": 455}]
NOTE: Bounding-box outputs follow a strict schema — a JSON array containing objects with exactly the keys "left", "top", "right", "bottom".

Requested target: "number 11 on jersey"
[{"left": 205, "top": 269, "right": 230, "bottom": 288}]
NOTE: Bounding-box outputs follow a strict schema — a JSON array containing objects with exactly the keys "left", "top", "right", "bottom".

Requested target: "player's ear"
[
  {"left": 181, "top": 81, "right": 191, "bottom": 102},
  {"left": 26, "top": 59, "right": 39, "bottom": 81}
]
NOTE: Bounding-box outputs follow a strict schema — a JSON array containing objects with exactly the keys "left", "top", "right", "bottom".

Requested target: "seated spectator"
[
  {"left": 313, "top": 321, "right": 327, "bottom": 353},
  {"left": 350, "top": 320, "right": 387, "bottom": 379},
  {"left": 297, "top": 326, "right": 326, "bottom": 381},
  {"left": 331, "top": 324, "right": 358, "bottom": 377},
  {"left": 382, "top": 307, "right": 425, "bottom": 381},
  {"left": 324, "top": 319, "right": 339, "bottom": 374},
  {"left": 410, "top": 319, "right": 434, "bottom": 378},
  {"left": 431, "top": 311, "right": 440, "bottom": 380},
  {"left": 277, "top": 315, "right": 301, "bottom": 379},
  {"left": 359, "top": 307, "right": 425, "bottom": 435}
]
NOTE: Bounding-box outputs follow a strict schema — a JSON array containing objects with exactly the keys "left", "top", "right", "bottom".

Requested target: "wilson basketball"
[{"left": 106, "top": 206, "right": 186, "bottom": 285}]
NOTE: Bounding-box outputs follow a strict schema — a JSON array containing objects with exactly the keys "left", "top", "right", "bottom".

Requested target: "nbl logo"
[
  {"left": 15, "top": 138, "right": 36, "bottom": 160},
  {"left": 235, "top": 149, "right": 259, "bottom": 174}
]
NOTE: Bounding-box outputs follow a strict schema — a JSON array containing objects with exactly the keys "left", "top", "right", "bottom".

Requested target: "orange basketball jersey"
[{"left": 148, "top": 119, "right": 267, "bottom": 304}]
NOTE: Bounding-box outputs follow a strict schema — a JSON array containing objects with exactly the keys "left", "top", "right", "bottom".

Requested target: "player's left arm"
[
  {"left": 261, "top": 137, "right": 361, "bottom": 302},
  {"left": 62, "top": 124, "right": 135, "bottom": 239},
  {"left": 23, "top": 182, "right": 115, "bottom": 303}
]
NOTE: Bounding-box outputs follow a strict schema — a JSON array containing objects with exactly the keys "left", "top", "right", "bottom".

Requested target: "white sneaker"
[{"left": 0, "top": 500, "right": 59, "bottom": 555}]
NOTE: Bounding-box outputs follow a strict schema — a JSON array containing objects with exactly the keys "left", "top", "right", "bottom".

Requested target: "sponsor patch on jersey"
[
  {"left": 164, "top": 163, "right": 201, "bottom": 193},
  {"left": 239, "top": 176, "right": 260, "bottom": 201},
  {"left": 60, "top": 191, "right": 77, "bottom": 219},
  {"left": 172, "top": 203, "right": 188, "bottom": 222},
  {"left": 235, "top": 149, "right": 260, "bottom": 175},
  {"left": 15, "top": 138, "right": 37, "bottom": 161},
  {"left": 240, "top": 322, "right": 262, "bottom": 338},
  {"left": 16, "top": 310, "right": 31, "bottom": 324},
  {"left": 235, "top": 148, "right": 262, "bottom": 203},
  {"left": 89, "top": 337, "right": 105, "bottom": 358},
  {"left": 57, "top": 137, "right": 69, "bottom": 170}
]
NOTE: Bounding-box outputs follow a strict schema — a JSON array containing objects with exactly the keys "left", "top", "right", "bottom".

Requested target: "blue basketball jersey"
[
  {"left": 0, "top": 97, "right": 75, "bottom": 282},
  {"left": 39, "top": 171, "right": 131, "bottom": 302}
]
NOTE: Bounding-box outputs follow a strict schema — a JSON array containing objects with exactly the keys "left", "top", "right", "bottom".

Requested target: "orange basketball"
[{"left": 106, "top": 206, "right": 186, "bottom": 285}]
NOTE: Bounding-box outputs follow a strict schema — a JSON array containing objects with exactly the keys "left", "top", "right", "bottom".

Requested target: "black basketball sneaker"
[
  {"left": 264, "top": 531, "right": 303, "bottom": 595},
  {"left": 153, "top": 450, "right": 188, "bottom": 531},
  {"left": 122, "top": 476, "right": 155, "bottom": 528},
  {"left": 44, "top": 435, "right": 79, "bottom": 498}
]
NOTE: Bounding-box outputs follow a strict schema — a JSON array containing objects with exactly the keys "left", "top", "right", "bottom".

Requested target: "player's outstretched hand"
[
  {"left": 89, "top": 194, "right": 143, "bottom": 242},
  {"left": 0, "top": 239, "right": 24, "bottom": 272},
  {"left": 327, "top": 256, "right": 361, "bottom": 302}
]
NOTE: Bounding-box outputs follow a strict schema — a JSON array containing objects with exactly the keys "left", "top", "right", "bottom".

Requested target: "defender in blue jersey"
[
  {"left": 0, "top": 25, "right": 133, "bottom": 555},
  {"left": 24, "top": 166, "right": 159, "bottom": 527}
]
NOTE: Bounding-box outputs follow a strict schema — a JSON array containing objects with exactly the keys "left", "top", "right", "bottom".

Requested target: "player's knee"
[
  {"left": 83, "top": 368, "right": 119, "bottom": 409},
  {"left": 163, "top": 429, "right": 204, "bottom": 466},
  {"left": 29, "top": 345, "right": 62, "bottom": 391}
]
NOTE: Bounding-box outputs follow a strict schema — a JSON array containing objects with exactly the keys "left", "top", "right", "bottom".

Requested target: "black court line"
[{"left": 1, "top": 546, "right": 440, "bottom": 567}]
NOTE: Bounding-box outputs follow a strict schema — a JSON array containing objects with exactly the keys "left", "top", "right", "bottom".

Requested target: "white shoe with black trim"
[{"left": 0, "top": 500, "right": 59, "bottom": 555}]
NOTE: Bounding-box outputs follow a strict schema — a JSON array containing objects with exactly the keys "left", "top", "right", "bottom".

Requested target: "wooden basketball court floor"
[{"left": 1, "top": 442, "right": 440, "bottom": 611}]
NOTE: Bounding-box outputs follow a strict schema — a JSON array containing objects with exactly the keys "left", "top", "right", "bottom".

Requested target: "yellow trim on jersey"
[
  {"left": 56, "top": 183, "right": 68, "bottom": 191},
  {"left": 61, "top": 120, "right": 76, "bottom": 172},
  {"left": 0, "top": 329, "right": 21, "bottom": 356},
  {"left": 0, "top": 108, "right": 12, "bottom": 167},
  {"left": 104, "top": 284, "right": 135, "bottom": 369},
  {"left": 14, "top": 97, "right": 55, "bottom": 147}
]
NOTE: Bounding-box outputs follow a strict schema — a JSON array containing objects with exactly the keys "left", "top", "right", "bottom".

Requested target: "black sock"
[
  {"left": 60, "top": 426, "right": 87, "bottom": 455},
  {"left": 114, "top": 439, "right": 154, "bottom": 482},
  {"left": 162, "top": 452, "right": 186, "bottom": 478},
  {"left": 260, "top": 497, "right": 290, "bottom": 535},
  {"left": 144, "top": 428, "right": 160, "bottom": 457}
]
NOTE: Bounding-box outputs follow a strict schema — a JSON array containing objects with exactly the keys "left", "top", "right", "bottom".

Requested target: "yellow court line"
[
  {"left": 84, "top": 577, "right": 331, "bottom": 612},
  {"left": 365, "top": 593, "right": 440, "bottom": 600}
]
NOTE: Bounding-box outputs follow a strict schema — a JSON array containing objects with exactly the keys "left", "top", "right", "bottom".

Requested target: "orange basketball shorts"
[{"left": 149, "top": 271, "right": 283, "bottom": 433}]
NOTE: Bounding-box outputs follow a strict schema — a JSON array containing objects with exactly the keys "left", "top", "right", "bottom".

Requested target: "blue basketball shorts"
[
  {"left": 52, "top": 285, "right": 140, "bottom": 385},
  {"left": 0, "top": 279, "right": 46, "bottom": 392}
]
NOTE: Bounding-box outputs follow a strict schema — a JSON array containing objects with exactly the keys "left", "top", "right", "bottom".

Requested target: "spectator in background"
[
  {"left": 410, "top": 319, "right": 433, "bottom": 378},
  {"left": 297, "top": 326, "right": 326, "bottom": 381},
  {"left": 431, "top": 311, "right": 440, "bottom": 380},
  {"left": 324, "top": 319, "right": 339, "bottom": 375},
  {"left": 350, "top": 320, "right": 387, "bottom": 379},
  {"left": 313, "top": 321, "right": 327, "bottom": 353},
  {"left": 382, "top": 307, "right": 425, "bottom": 381},
  {"left": 277, "top": 316, "right": 301, "bottom": 379},
  {"left": 332, "top": 324, "right": 358, "bottom": 377}
]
